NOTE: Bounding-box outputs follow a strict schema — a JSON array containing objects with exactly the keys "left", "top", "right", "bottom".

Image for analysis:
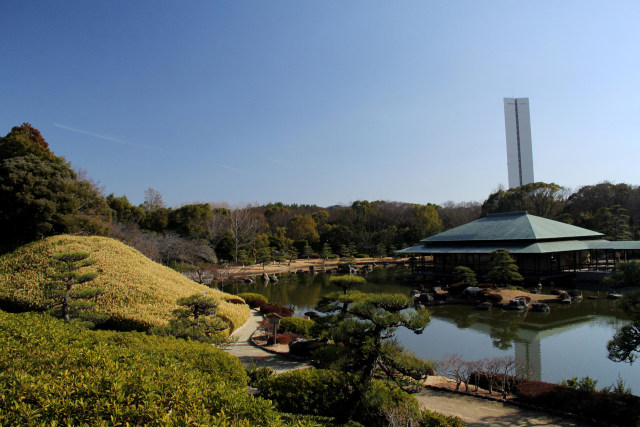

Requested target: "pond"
[{"left": 233, "top": 270, "right": 640, "bottom": 393}]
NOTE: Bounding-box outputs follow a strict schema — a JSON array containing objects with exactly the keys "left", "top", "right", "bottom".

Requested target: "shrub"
[
  {"left": 516, "top": 380, "right": 640, "bottom": 426},
  {"left": 226, "top": 298, "right": 245, "bottom": 305},
  {"left": 276, "top": 332, "right": 304, "bottom": 345},
  {"left": 260, "top": 303, "right": 292, "bottom": 317},
  {"left": 0, "top": 311, "right": 284, "bottom": 426},
  {"left": 279, "top": 317, "right": 318, "bottom": 337},
  {"left": 420, "top": 409, "right": 466, "bottom": 427},
  {"left": 484, "top": 293, "right": 503, "bottom": 304},
  {"left": 355, "top": 253, "right": 369, "bottom": 258},
  {"left": 258, "top": 369, "right": 355, "bottom": 418},
  {"left": 561, "top": 376, "right": 597, "bottom": 392},
  {"left": 237, "top": 292, "right": 268, "bottom": 308}
]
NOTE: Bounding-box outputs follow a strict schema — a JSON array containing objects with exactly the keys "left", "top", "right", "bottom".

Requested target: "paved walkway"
[
  {"left": 227, "top": 309, "right": 311, "bottom": 373},
  {"left": 227, "top": 311, "right": 593, "bottom": 426}
]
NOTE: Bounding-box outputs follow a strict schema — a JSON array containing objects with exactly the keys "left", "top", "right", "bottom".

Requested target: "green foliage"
[
  {"left": 607, "top": 320, "right": 640, "bottom": 364},
  {"left": 561, "top": 376, "right": 598, "bottom": 392},
  {"left": 256, "top": 246, "right": 272, "bottom": 267},
  {"left": 601, "top": 374, "right": 633, "bottom": 395},
  {"left": 419, "top": 409, "right": 466, "bottom": 427},
  {"left": 452, "top": 266, "right": 477, "bottom": 286},
  {"left": 245, "top": 360, "right": 275, "bottom": 387},
  {"left": 287, "top": 215, "right": 319, "bottom": 242},
  {"left": 237, "top": 292, "right": 268, "bottom": 306},
  {"left": 320, "top": 242, "right": 333, "bottom": 261},
  {"left": 481, "top": 182, "right": 568, "bottom": 219},
  {"left": 279, "top": 317, "right": 319, "bottom": 338},
  {"left": 485, "top": 249, "right": 523, "bottom": 285},
  {"left": 329, "top": 274, "right": 366, "bottom": 294},
  {"left": 0, "top": 311, "right": 285, "bottom": 426},
  {"left": 259, "top": 369, "right": 355, "bottom": 419},
  {"left": 259, "top": 368, "right": 442, "bottom": 427},
  {"left": 314, "top": 291, "right": 432, "bottom": 405},
  {"left": 604, "top": 260, "right": 640, "bottom": 288},
  {"left": 47, "top": 251, "right": 107, "bottom": 328},
  {"left": 608, "top": 294, "right": 640, "bottom": 365},
  {"left": 153, "top": 293, "right": 230, "bottom": 345},
  {"left": 0, "top": 124, "right": 111, "bottom": 253},
  {"left": 168, "top": 203, "right": 214, "bottom": 240}
]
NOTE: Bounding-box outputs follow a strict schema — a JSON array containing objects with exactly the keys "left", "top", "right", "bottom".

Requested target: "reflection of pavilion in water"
[{"left": 431, "top": 300, "right": 624, "bottom": 381}]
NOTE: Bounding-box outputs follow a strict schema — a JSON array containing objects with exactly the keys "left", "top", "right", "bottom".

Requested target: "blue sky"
[{"left": 2, "top": 1, "right": 639, "bottom": 207}]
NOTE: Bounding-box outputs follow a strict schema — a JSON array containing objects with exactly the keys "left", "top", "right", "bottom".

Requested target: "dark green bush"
[
  {"left": 420, "top": 409, "right": 466, "bottom": 427},
  {"left": 258, "top": 368, "right": 450, "bottom": 426},
  {"left": 258, "top": 368, "right": 355, "bottom": 419},
  {"left": 0, "top": 311, "right": 285, "bottom": 426},
  {"left": 279, "top": 317, "right": 318, "bottom": 337}
]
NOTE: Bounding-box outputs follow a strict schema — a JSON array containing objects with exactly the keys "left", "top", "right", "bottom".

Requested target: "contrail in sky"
[
  {"left": 266, "top": 156, "right": 321, "bottom": 177},
  {"left": 53, "top": 123, "right": 163, "bottom": 151},
  {"left": 214, "top": 163, "right": 247, "bottom": 174}
]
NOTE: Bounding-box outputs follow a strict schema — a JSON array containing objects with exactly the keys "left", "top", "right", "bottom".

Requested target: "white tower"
[{"left": 504, "top": 98, "right": 534, "bottom": 188}]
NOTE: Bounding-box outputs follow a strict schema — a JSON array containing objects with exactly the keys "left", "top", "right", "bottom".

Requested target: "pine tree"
[
  {"left": 47, "top": 252, "right": 107, "bottom": 328},
  {"left": 486, "top": 249, "right": 523, "bottom": 286}
]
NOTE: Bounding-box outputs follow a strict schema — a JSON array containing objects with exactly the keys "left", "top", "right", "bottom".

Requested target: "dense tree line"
[
  {"left": 481, "top": 182, "right": 640, "bottom": 240},
  {"left": 2, "top": 124, "right": 639, "bottom": 264}
]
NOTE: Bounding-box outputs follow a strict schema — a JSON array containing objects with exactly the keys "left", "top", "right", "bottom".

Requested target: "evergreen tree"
[
  {"left": 486, "top": 249, "right": 523, "bottom": 286},
  {"left": 320, "top": 242, "right": 333, "bottom": 264},
  {"left": 314, "top": 292, "right": 432, "bottom": 420},
  {"left": 155, "top": 293, "right": 230, "bottom": 346},
  {"left": 329, "top": 274, "right": 366, "bottom": 295},
  {"left": 47, "top": 252, "right": 107, "bottom": 328},
  {"left": 453, "top": 266, "right": 478, "bottom": 285}
]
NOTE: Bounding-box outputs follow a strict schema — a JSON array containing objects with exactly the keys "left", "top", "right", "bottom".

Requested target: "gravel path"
[{"left": 226, "top": 311, "right": 594, "bottom": 426}]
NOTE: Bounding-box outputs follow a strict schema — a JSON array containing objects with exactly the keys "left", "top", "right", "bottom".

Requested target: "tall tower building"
[{"left": 504, "top": 98, "right": 534, "bottom": 188}]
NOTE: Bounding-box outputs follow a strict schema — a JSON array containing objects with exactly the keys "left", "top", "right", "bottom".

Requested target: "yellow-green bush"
[
  {"left": 0, "top": 311, "right": 285, "bottom": 426},
  {"left": 0, "top": 235, "right": 249, "bottom": 329}
]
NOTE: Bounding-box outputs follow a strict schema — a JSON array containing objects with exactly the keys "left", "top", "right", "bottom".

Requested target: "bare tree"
[
  {"left": 226, "top": 205, "right": 258, "bottom": 263},
  {"left": 142, "top": 187, "right": 165, "bottom": 212}
]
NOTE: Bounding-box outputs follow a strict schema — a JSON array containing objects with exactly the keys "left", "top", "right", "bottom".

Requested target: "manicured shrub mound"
[
  {"left": 0, "top": 311, "right": 283, "bottom": 426},
  {"left": 237, "top": 292, "right": 268, "bottom": 308},
  {"left": 516, "top": 380, "right": 640, "bottom": 426},
  {"left": 279, "top": 316, "right": 318, "bottom": 337},
  {"left": 0, "top": 235, "right": 249, "bottom": 330},
  {"left": 260, "top": 303, "right": 292, "bottom": 317},
  {"left": 258, "top": 369, "right": 464, "bottom": 427},
  {"left": 276, "top": 332, "right": 305, "bottom": 345}
]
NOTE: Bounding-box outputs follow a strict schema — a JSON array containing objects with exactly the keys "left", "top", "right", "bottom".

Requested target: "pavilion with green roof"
[{"left": 398, "top": 211, "right": 640, "bottom": 281}]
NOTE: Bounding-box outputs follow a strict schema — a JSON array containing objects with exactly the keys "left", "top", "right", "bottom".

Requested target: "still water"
[{"left": 234, "top": 271, "right": 640, "bottom": 392}]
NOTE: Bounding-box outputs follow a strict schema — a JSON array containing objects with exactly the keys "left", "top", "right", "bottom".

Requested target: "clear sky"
[{"left": 2, "top": 1, "right": 639, "bottom": 207}]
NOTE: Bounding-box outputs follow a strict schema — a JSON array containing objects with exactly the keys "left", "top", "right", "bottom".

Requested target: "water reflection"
[{"left": 234, "top": 274, "right": 639, "bottom": 391}]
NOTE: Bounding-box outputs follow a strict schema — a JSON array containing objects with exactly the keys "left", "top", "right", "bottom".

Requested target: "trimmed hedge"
[
  {"left": 515, "top": 380, "right": 640, "bottom": 426},
  {"left": 258, "top": 368, "right": 465, "bottom": 427},
  {"left": 279, "top": 317, "right": 318, "bottom": 338},
  {"left": 260, "top": 303, "right": 292, "bottom": 317},
  {"left": 0, "top": 311, "right": 286, "bottom": 426},
  {"left": 237, "top": 292, "right": 268, "bottom": 308}
]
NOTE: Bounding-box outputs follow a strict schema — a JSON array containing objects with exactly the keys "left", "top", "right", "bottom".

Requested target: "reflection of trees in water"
[{"left": 489, "top": 311, "right": 528, "bottom": 350}]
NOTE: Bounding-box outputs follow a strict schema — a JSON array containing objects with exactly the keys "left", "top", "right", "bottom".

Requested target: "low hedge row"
[
  {"left": 0, "top": 311, "right": 288, "bottom": 426},
  {"left": 258, "top": 368, "right": 465, "bottom": 427},
  {"left": 515, "top": 380, "right": 640, "bottom": 426}
]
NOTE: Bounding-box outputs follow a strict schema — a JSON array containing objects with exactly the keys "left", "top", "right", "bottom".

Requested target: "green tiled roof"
[
  {"left": 398, "top": 240, "right": 595, "bottom": 254},
  {"left": 422, "top": 211, "right": 603, "bottom": 243}
]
